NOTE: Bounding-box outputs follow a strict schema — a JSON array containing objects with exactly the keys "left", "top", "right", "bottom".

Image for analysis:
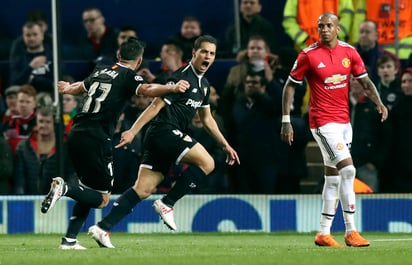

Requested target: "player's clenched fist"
[{"left": 172, "top": 80, "right": 190, "bottom": 93}]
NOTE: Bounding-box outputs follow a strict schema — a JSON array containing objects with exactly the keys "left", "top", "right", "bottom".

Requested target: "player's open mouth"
[{"left": 201, "top": 61, "right": 210, "bottom": 68}]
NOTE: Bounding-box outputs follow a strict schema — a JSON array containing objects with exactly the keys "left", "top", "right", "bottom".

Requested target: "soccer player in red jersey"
[{"left": 281, "top": 12, "right": 388, "bottom": 247}]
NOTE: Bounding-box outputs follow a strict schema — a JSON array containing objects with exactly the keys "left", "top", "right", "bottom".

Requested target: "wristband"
[{"left": 282, "top": 115, "right": 291, "bottom": 123}]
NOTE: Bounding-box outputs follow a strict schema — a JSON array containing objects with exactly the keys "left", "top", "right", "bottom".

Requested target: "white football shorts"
[{"left": 310, "top": 122, "right": 352, "bottom": 168}]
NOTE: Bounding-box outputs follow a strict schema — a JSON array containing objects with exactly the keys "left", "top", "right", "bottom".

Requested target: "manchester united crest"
[
  {"left": 336, "top": 143, "right": 344, "bottom": 150},
  {"left": 342, "top": 58, "right": 350, "bottom": 68}
]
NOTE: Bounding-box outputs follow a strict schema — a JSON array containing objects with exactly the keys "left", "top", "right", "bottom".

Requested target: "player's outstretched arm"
[
  {"left": 358, "top": 76, "right": 388, "bottom": 122},
  {"left": 115, "top": 97, "right": 166, "bottom": 148},
  {"left": 58, "top": 81, "right": 86, "bottom": 95},
  {"left": 198, "top": 107, "right": 240, "bottom": 165},
  {"left": 138, "top": 80, "right": 190, "bottom": 97}
]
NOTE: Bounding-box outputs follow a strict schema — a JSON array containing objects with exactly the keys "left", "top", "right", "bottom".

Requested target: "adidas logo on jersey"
[{"left": 318, "top": 62, "right": 326, "bottom": 68}]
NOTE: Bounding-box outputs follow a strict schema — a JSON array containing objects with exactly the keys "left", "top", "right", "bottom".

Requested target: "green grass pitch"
[{"left": 1, "top": 232, "right": 411, "bottom": 265}]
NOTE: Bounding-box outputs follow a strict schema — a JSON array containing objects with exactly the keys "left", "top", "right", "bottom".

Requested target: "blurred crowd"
[{"left": 1, "top": 0, "right": 412, "bottom": 195}]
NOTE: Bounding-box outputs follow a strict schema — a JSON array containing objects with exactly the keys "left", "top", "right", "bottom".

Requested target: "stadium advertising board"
[{"left": 1, "top": 194, "right": 411, "bottom": 234}]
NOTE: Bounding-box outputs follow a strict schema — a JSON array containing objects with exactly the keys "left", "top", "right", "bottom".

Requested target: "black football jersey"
[
  {"left": 152, "top": 63, "right": 210, "bottom": 131},
  {"left": 72, "top": 63, "right": 144, "bottom": 138}
]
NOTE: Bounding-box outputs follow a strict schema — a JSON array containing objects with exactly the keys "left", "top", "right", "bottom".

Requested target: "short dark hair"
[
  {"left": 193, "top": 35, "right": 217, "bottom": 50},
  {"left": 119, "top": 25, "right": 137, "bottom": 34},
  {"left": 26, "top": 9, "right": 48, "bottom": 23},
  {"left": 163, "top": 39, "right": 183, "bottom": 54},
  {"left": 376, "top": 53, "right": 397, "bottom": 68},
  {"left": 119, "top": 37, "right": 145, "bottom": 61},
  {"left": 182, "top": 16, "right": 201, "bottom": 27},
  {"left": 245, "top": 70, "right": 268, "bottom": 86}
]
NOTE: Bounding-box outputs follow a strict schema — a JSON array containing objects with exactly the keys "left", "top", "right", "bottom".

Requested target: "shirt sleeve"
[
  {"left": 351, "top": 49, "right": 368, "bottom": 78},
  {"left": 133, "top": 74, "right": 144, "bottom": 95},
  {"left": 289, "top": 51, "right": 309, "bottom": 84}
]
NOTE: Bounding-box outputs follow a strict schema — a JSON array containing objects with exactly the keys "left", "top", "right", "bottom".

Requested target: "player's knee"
[
  {"left": 200, "top": 155, "right": 214, "bottom": 175},
  {"left": 98, "top": 193, "right": 111, "bottom": 208},
  {"left": 135, "top": 185, "right": 156, "bottom": 200},
  {"left": 339, "top": 165, "right": 356, "bottom": 180},
  {"left": 325, "top": 175, "right": 340, "bottom": 186}
]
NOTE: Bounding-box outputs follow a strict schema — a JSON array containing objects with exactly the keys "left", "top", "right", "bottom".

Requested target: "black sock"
[
  {"left": 65, "top": 202, "right": 91, "bottom": 239},
  {"left": 65, "top": 184, "right": 103, "bottom": 208},
  {"left": 98, "top": 187, "right": 141, "bottom": 231},
  {"left": 162, "top": 165, "right": 206, "bottom": 207}
]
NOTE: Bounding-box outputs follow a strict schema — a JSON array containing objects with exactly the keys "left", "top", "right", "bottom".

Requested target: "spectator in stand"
[
  {"left": 59, "top": 74, "right": 79, "bottom": 135},
  {"left": 9, "top": 21, "right": 53, "bottom": 95},
  {"left": 230, "top": 70, "right": 281, "bottom": 193},
  {"left": 9, "top": 9, "right": 52, "bottom": 64},
  {"left": 14, "top": 106, "right": 76, "bottom": 195},
  {"left": 117, "top": 25, "right": 138, "bottom": 47},
  {"left": 351, "top": 0, "right": 412, "bottom": 60},
  {"left": 168, "top": 16, "right": 202, "bottom": 62},
  {"left": 349, "top": 76, "right": 391, "bottom": 192},
  {"left": 1, "top": 86, "right": 20, "bottom": 121},
  {"left": 354, "top": 20, "right": 400, "bottom": 85},
  {"left": 78, "top": 7, "right": 118, "bottom": 65},
  {"left": 375, "top": 54, "right": 402, "bottom": 192},
  {"left": 62, "top": 94, "right": 79, "bottom": 135},
  {"left": 282, "top": 0, "right": 354, "bottom": 51},
  {"left": 225, "top": 0, "right": 277, "bottom": 58},
  {"left": 376, "top": 53, "right": 402, "bottom": 112},
  {"left": 387, "top": 68, "right": 412, "bottom": 192},
  {"left": 138, "top": 40, "right": 186, "bottom": 84},
  {"left": 220, "top": 35, "right": 278, "bottom": 143},
  {"left": 1, "top": 85, "right": 37, "bottom": 155}
]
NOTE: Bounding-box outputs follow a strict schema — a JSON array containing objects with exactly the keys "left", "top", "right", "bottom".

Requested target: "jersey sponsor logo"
[
  {"left": 324, "top": 74, "right": 347, "bottom": 89},
  {"left": 342, "top": 58, "right": 351, "bottom": 68},
  {"left": 317, "top": 62, "right": 326, "bottom": 68},
  {"left": 135, "top": 75, "right": 143, "bottom": 81},
  {"left": 325, "top": 74, "right": 347, "bottom": 84},
  {"left": 185, "top": 98, "right": 203, "bottom": 108}
]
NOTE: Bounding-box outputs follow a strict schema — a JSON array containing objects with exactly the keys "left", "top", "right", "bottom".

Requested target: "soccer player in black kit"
[
  {"left": 40, "top": 37, "right": 190, "bottom": 249},
  {"left": 88, "top": 35, "right": 240, "bottom": 248}
]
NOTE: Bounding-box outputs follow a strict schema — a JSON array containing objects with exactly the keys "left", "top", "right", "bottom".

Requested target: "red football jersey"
[{"left": 289, "top": 41, "right": 367, "bottom": 128}]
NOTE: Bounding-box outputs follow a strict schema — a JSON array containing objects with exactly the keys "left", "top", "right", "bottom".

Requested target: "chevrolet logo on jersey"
[{"left": 324, "top": 74, "right": 347, "bottom": 84}]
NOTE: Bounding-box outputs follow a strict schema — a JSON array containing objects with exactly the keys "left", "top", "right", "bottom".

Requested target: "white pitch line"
[{"left": 373, "top": 238, "right": 412, "bottom": 242}]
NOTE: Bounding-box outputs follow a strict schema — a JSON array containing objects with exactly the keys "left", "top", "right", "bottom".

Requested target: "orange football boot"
[
  {"left": 344, "top": 231, "right": 370, "bottom": 247},
  {"left": 314, "top": 232, "right": 344, "bottom": 247}
]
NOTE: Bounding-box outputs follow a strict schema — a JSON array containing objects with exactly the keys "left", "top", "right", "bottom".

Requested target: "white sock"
[
  {"left": 319, "top": 175, "right": 340, "bottom": 235},
  {"left": 339, "top": 165, "right": 357, "bottom": 234}
]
